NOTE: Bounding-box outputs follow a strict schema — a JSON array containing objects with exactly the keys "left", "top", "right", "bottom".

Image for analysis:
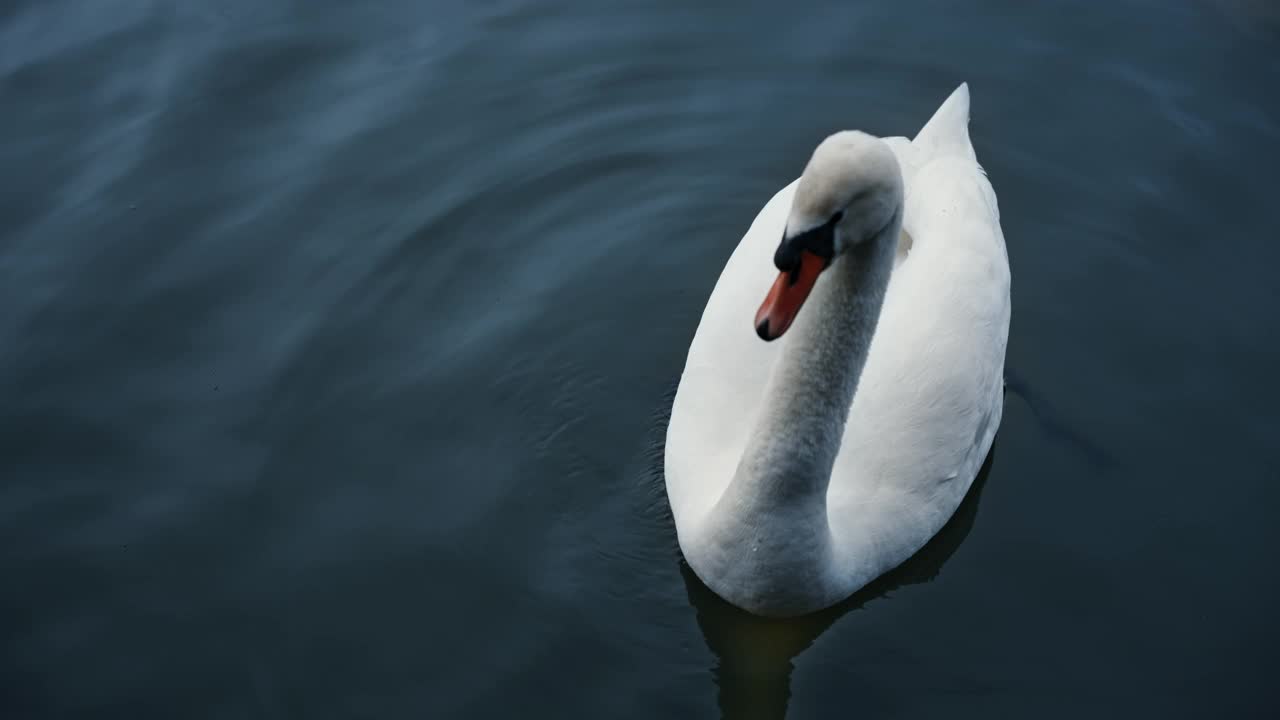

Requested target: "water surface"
[{"left": 3, "top": 1, "right": 1278, "bottom": 717}]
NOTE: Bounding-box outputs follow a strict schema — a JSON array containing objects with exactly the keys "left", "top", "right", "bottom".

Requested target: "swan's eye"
[{"left": 830, "top": 210, "right": 845, "bottom": 225}]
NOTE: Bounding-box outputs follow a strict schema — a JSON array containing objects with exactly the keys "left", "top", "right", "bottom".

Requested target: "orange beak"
[{"left": 754, "top": 250, "right": 826, "bottom": 341}]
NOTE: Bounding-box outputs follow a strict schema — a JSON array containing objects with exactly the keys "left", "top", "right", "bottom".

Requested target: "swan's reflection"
[{"left": 680, "top": 448, "right": 995, "bottom": 720}]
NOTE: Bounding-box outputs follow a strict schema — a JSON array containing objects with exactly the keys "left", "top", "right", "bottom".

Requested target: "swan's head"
[{"left": 755, "top": 131, "right": 904, "bottom": 341}]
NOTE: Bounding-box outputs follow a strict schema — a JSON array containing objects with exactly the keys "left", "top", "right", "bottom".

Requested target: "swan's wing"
[
  {"left": 664, "top": 181, "right": 796, "bottom": 531},
  {"left": 882, "top": 136, "right": 921, "bottom": 265},
  {"left": 882, "top": 136, "right": 923, "bottom": 187},
  {"left": 827, "top": 132, "right": 1009, "bottom": 579}
]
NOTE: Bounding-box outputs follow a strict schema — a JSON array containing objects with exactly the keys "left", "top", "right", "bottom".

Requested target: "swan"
[{"left": 664, "top": 83, "right": 1010, "bottom": 617}]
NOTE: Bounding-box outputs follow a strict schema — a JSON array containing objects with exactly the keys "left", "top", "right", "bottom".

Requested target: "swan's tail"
[
  {"left": 912, "top": 82, "right": 976, "bottom": 163},
  {"left": 881, "top": 83, "right": 978, "bottom": 193}
]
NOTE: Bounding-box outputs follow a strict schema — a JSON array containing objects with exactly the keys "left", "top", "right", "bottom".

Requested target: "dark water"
[{"left": 3, "top": 0, "right": 1279, "bottom": 717}]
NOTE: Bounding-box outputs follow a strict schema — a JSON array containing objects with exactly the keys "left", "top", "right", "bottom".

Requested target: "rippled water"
[{"left": 3, "top": 1, "right": 1278, "bottom": 717}]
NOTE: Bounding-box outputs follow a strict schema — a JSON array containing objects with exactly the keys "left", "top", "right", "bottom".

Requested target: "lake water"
[{"left": 3, "top": 1, "right": 1278, "bottom": 717}]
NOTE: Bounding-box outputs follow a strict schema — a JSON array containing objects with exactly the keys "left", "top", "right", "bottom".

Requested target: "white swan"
[{"left": 664, "top": 84, "right": 1010, "bottom": 617}]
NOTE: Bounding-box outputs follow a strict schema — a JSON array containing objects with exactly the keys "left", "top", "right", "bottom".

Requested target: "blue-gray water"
[{"left": 3, "top": 1, "right": 1278, "bottom": 717}]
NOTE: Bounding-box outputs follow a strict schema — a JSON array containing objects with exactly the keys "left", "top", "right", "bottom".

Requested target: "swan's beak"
[{"left": 754, "top": 250, "right": 825, "bottom": 341}]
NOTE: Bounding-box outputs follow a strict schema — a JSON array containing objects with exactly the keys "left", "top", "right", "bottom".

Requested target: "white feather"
[{"left": 664, "top": 83, "right": 1010, "bottom": 616}]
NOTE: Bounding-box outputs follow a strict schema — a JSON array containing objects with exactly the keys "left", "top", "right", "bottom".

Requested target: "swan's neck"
[
  {"left": 733, "top": 215, "right": 899, "bottom": 507},
  {"left": 695, "top": 212, "right": 900, "bottom": 615}
]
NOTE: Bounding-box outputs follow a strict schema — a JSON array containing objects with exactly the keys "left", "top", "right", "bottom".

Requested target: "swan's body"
[{"left": 665, "top": 84, "right": 1010, "bottom": 617}]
